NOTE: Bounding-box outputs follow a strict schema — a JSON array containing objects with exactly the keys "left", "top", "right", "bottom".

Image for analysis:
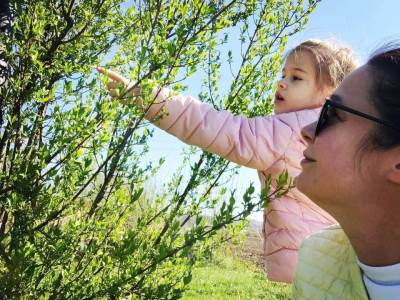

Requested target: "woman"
[{"left": 293, "top": 44, "right": 400, "bottom": 299}]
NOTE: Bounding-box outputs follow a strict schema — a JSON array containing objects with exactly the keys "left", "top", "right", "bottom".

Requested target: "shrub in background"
[{"left": 0, "top": 0, "right": 319, "bottom": 298}]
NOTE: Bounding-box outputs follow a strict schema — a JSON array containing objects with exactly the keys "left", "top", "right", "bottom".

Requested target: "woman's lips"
[
  {"left": 301, "top": 151, "right": 316, "bottom": 164},
  {"left": 300, "top": 158, "right": 314, "bottom": 165}
]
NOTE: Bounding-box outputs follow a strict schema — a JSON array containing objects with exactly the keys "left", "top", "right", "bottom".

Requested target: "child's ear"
[
  {"left": 316, "top": 86, "right": 334, "bottom": 106},
  {"left": 321, "top": 86, "right": 335, "bottom": 98}
]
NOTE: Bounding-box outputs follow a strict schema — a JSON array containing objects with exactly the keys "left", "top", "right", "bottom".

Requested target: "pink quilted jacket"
[{"left": 145, "top": 88, "right": 337, "bottom": 283}]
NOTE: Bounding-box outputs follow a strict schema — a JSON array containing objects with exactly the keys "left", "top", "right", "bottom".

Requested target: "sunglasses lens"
[
  {"left": 315, "top": 105, "right": 326, "bottom": 136},
  {"left": 316, "top": 104, "right": 329, "bottom": 136}
]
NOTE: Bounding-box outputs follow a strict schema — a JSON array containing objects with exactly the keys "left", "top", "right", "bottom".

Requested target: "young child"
[{"left": 97, "top": 40, "right": 358, "bottom": 283}]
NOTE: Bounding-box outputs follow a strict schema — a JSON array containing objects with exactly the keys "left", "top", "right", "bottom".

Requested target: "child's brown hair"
[{"left": 288, "top": 39, "right": 359, "bottom": 90}]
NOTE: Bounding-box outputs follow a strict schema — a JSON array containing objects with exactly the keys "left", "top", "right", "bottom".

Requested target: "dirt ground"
[
  {"left": 241, "top": 230, "right": 266, "bottom": 271},
  {"left": 229, "top": 222, "right": 266, "bottom": 272}
]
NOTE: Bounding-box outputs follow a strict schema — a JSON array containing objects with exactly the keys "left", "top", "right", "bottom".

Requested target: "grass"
[{"left": 182, "top": 245, "right": 291, "bottom": 300}]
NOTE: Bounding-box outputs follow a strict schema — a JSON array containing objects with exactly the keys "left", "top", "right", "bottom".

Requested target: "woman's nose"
[{"left": 301, "top": 121, "right": 317, "bottom": 144}]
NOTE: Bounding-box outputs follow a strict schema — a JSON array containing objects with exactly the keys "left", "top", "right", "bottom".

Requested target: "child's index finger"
[{"left": 96, "top": 67, "right": 129, "bottom": 84}]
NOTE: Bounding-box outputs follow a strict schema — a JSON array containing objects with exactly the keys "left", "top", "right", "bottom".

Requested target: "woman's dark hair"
[{"left": 366, "top": 43, "right": 400, "bottom": 148}]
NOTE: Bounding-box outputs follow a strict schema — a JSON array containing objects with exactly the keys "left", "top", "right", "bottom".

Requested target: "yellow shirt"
[{"left": 292, "top": 225, "right": 369, "bottom": 299}]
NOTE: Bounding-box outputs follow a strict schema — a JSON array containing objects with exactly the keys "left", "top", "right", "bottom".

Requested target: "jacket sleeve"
[{"left": 145, "top": 87, "right": 295, "bottom": 170}]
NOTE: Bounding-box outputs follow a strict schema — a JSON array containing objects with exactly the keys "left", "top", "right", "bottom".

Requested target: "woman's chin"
[
  {"left": 296, "top": 173, "right": 311, "bottom": 196},
  {"left": 296, "top": 174, "right": 324, "bottom": 208}
]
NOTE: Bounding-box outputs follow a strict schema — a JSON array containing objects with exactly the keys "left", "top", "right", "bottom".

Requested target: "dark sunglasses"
[{"left": 315, "top": 99, "right": 400, "bottom": 136}]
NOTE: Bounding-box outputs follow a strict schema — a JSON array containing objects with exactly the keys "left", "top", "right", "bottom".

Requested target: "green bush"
[{"left": 0, "top": 0, "right": 318, "bottom": 298}]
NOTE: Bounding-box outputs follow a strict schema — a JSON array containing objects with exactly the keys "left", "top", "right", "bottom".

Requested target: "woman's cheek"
[{"left": 318, "top": 134, "right": 356, "bottom": 188}]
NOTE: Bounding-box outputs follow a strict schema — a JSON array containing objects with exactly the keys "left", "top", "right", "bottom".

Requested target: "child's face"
[{"left": 274, "top": 50, "right": 329, "bottom": 114}]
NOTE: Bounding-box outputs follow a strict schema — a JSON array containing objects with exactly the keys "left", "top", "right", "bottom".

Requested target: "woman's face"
[{"left": 297, "top": 65, "right": 382, "bottom": 211}]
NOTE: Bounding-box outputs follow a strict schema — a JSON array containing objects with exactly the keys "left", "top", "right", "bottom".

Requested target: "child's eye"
[{"left": 292, "top": 76, "right": 302, "bottom": 81}]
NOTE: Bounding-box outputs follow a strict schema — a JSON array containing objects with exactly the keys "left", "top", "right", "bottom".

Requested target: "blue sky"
[
  {"left": 143, "top": 0, "right": 400, "bottom": 220},
  {"left": 287, "top": 0, "right": 399, "bottom": 60}
]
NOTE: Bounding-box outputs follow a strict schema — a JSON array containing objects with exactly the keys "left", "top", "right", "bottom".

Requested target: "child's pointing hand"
[{"left": 96, "top": 67, "right": 141, "bottom": 104}]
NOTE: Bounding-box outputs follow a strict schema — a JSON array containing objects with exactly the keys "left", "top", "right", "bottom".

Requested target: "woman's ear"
[{"left": 386, "top": 148, "right": 400, "bottom": 184}]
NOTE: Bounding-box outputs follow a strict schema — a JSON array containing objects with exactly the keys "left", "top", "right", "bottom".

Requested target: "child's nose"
[
  {"left": 301, "top": 122, "right": 317, "bottom": 144},
  {"left": 277, "top": 79, "right": 287, "bottom": 89}
]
